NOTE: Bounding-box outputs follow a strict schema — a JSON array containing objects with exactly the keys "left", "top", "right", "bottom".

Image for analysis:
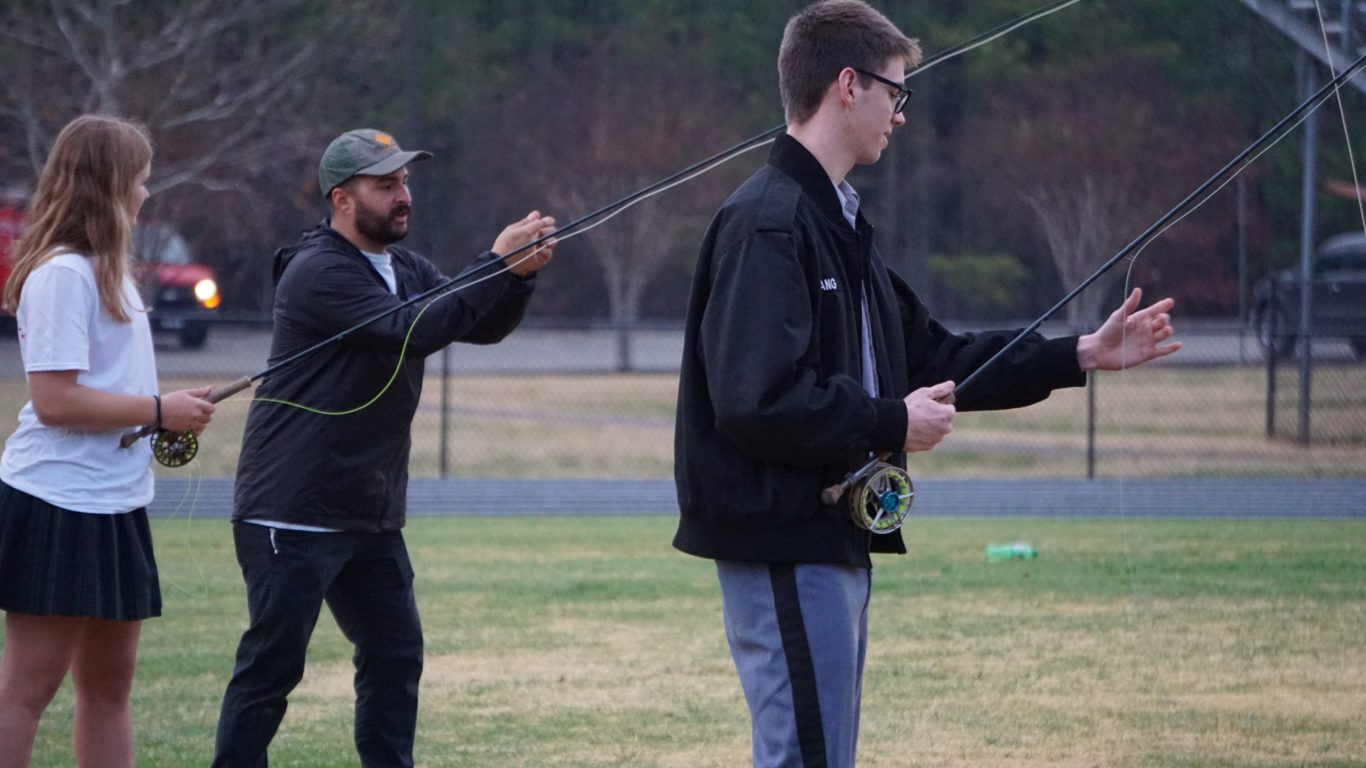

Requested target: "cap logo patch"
[{"left": 373, "top": 131, "right": 395, "bottom": 147}]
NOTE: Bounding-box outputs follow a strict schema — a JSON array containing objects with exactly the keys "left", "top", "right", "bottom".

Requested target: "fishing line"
[
  {"left": 126, "top": 0, "right": 1088, "bottom": 462},
  {"left": 1313, "top": 2, "right": 1366, "bottom": 235},
  {"left": 1124, "top": 103, "right": 1333, "bottom": 271},
  {"left": 255, "top": 0, "right": 1089, "bottom": 387},
  {"left": 1110, "top": 6, "right": 1365, "bottom": 349},
  {"left": 154, "top": 458, "right": 210, "bottom": 599},
  {"left": 958, "top": 53, "right": 1366, "bottom": 397},
  {"left": 1114, "top": 8, "right": 1366, "bottom": 745},
  {"left": 911, "top": 0, "right": 1081, "bottom": 78},
  {"left": 252, "top": 137, "right": 776, "bottom": 416},
  {"left": 824, "top": 50, "right": 1366, "bottom": 516},
  {"left": 1109, "top": 2, "right": 1366, "bottom": 745}
]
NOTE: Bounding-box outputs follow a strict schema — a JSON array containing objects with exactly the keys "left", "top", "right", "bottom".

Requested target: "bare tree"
[
  {"left": 967, "top": 58, "right": 1240, "bottom": 328},
  {"left": 496, "top": 49, "right": 754, "bottom": 365},
  {"left": 0, "top": 0, "right": 400, "bottom": 311},
  {"left": 0, "top": 0, "right": 352, "bottom": 192}
]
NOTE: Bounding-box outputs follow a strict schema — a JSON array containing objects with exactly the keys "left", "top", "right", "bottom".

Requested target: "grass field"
[
  {"left": 3, "top": 366, "right": 1360, "bottom": 481},
  {"left": 11, "top": 515, "right": 1366, "bottom": 767}
]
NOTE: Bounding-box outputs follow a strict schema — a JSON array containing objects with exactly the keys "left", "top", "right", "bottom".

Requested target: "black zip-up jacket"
[
  {"left": 233, "top": 224, "right": 535, "bottom": 531},
  {"left": 673, "top": 134, "right": 1085, "bottom": 567}
]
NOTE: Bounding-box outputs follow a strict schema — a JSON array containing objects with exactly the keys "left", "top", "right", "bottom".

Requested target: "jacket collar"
[
  {"left": 768, "top": 133, "right": 850, "bottom": 230},
  {"left": 272, "top": 220, "right": 402, "bottom": 288}
]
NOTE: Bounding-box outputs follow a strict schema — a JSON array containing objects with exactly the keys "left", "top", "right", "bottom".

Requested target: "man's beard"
[{"left": 354, "top": 199, "right": 410, "bottom": 245}]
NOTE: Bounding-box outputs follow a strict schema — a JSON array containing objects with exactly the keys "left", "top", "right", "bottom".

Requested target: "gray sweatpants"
[{"left": 716, "top": 561, "right": 872, "bottom": 768}]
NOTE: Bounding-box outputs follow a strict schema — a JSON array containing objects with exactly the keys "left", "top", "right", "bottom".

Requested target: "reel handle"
[
  {"left": 117, "top": 375, "right": 255, "bottom": 449},
  {"left": 119, "top": 424, "right": 154, "bottom": 449},
  {"left": 822, "top": 453, "right": 890, "bottom": 505}
]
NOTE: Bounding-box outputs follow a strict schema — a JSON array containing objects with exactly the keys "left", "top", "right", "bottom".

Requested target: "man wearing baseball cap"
[{"left": 212, "top": 129, "right": 556, "bottom": 767}]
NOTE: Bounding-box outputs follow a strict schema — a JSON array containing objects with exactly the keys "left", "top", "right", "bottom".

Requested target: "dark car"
[{"left": 1252, "top": 232, "right": 1366, "bottom": 360}]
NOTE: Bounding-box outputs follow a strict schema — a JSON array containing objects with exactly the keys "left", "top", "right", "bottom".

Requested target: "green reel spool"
[
  {"left": 848, "top": 462, "right": 914, "bottom": 534},
  {"left": 151, "top": 429, "right": 199, "bottom": 467}
]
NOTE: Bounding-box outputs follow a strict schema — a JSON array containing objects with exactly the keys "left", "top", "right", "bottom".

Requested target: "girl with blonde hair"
[{"left": 0, "top": 114, "right": 215, "bottom": 767}]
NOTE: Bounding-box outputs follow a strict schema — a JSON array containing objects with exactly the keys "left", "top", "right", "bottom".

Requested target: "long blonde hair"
[{"left": 2, "top": 115, "right": 153, "bottom": 323}]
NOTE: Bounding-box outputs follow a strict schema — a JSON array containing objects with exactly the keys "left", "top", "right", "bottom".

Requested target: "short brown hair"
[{"left": 778, "top": 1, "right": 922, "bottom": 125}]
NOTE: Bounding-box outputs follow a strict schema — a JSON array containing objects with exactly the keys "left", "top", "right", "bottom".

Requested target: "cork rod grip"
[
  {"left": 117, "top": 375, "right": 255, "bottom": 448},
  {"left": 818, "top": 391, "right": 952, "bottom": 506}
]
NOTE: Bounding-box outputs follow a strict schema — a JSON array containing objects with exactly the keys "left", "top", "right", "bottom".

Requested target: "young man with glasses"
[{"left": 672, "top": 2, "right": 1180, "bottom": 765}]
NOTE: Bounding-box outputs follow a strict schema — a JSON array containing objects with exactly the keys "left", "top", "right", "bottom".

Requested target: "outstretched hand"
[
  {"left": 1077, "top": 288, "right": 1182, "bottom": 372},
  {"left": 492, "top": 210, "right": 557, "bottom": 276}
]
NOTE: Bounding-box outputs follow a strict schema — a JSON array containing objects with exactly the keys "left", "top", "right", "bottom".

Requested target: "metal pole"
[
  {"left": 617, "top": 316, "right": 632, "bottom": 373},
  {"left": 1237, "top": 174, "right": 1249, "bottom": 363},
  {"left": 440, "top": 349, "right": 451, "bottom": 477},
  {"left": 403, "top": 0, "right": 451, "bottom": 477},
  {"left": 1297, "top": 53, "right": 1318, "bottom": 445},
  {"left": 1086, "top": 371, "right": 1096, "bottom": 479},
  {"left": 1266, "top": 274, "right": 1278, "bottom": 438}
]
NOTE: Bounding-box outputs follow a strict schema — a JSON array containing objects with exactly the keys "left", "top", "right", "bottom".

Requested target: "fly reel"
[
  {"left": 847, "top": 461, "right": 914, "bottom": 534},
  {"left": 119, "top": 377, "right": 254, "bottom": 469},
  {"left": 151, "top": 429, "right": 199, "bottom": 467}
]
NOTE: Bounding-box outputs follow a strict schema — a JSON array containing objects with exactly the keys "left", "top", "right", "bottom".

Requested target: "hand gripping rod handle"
[{"left": 118, "top": 375, "right": 255, "bottom": 449}]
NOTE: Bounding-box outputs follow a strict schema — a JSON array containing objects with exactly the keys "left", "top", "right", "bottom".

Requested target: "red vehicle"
[
  {"left": 0, "top": 195, "right": 220, "bottom": 348},
  {"left": 0, "top": 193, "right": 22, "bottom": 299}
]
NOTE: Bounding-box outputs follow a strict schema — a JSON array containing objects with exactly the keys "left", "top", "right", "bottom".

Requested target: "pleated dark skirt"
[{"left": 0, "top": 480, "right": 161, "bottom": 621}]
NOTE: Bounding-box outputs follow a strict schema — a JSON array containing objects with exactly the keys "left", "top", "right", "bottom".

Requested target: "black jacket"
[
  {"left": 673, "top": 134, "right": 1085, "bottom": 567},
  {"left": 233, "top": 224, "right": 535, "bottom": 531}
]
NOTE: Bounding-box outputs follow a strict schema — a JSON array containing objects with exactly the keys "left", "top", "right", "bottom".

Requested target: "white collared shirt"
[{"left": 833, "top": 180, "right": 879, "bottom": 398}]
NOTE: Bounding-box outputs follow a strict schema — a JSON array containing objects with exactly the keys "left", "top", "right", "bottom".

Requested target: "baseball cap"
[{"left": 318, "top": 129, "right": 433, "bottom": 196}]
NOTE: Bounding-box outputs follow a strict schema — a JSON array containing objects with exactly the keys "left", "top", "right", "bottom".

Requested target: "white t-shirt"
[
  {"left": 0, "top": 250, "right": 158, "bottom": 514},
  {"left": 362, "top": 250, "right": 398, "bottom": 295}
]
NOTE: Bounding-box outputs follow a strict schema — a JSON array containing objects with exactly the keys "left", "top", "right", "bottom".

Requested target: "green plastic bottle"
[{"left": 984, "top": 542, "right": 1038, "bottom": 561}]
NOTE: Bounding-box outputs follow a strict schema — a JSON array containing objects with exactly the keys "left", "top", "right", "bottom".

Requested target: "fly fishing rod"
[
  {"left": 122, "top": 0, "right": 1088, "bottom": 466},
  {"left": 825, "top": 50, "right": 1366, "bottom": 534}
]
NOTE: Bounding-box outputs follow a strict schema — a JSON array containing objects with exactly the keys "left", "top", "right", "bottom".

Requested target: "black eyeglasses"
[{"left": 853, "top": 68, "right": 912, "bottom": 114}]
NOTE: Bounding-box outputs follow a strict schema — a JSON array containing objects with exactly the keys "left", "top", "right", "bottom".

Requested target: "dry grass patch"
[
  {"left": 3, "top": 367, "right": 1363, "bottom": 479},
  {"left": 12, "top": 516, "right": 1364, "bottom": 767},
  {"left": 291, "top": 604, "right": 753, "bottom": 767},
  {"left": 271, "top": 518, "right": 1366, "bottom": 767}
]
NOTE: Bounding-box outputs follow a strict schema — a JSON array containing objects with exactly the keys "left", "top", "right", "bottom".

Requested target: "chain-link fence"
[{"left": 8, "top": 317, "right": 1358, "bottom": 484}]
